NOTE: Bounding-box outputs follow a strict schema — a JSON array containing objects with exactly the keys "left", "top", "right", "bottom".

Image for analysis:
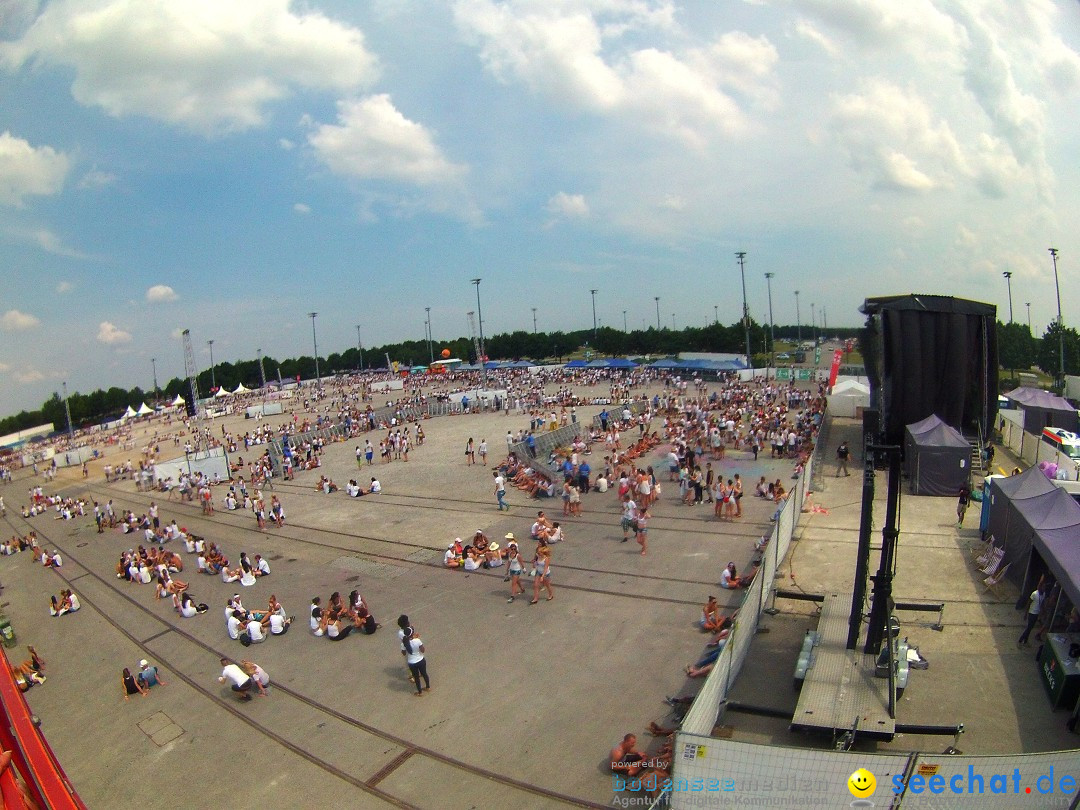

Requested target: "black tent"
[
  {"left": 904, "top": 415, "right": 971, "bottom": 496},
  {"left": 1004, "top": 386, "right": 1079, "bottom": 435},
  {"left": 985, "top": 468, "right": 1080, "bottom": 597},
  {"left": 861, "top": 295, "right": 997, "bottom": 445}
]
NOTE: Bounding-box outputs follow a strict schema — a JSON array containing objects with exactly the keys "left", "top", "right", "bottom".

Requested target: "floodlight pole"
[
  {"left": 1049, "top": 248, "right": 1064, "bottom": 387},
  {"left": 207, "top": 340, "right": 216, "bottom": 389},
  {"left": 471, "top": 278, "right": 487, "bottom": 388},
  {"left": 425, "top": 307, "right": 433, "bottom": 363},
  {"left": 795, "top": 290, "right": 801, "bottom": 342},
  {"left": 765, "top": 271, "right": 776, "bottom": 375},
  {"left": 623, "top": 310, "right": 628, "bottom": 333},
  {"left": 590, "top": 289, "right": 598, "bottom": 338},
  {"left": 151, "top": 357, "right": 158, "bottom": 398},
  {"left": 736, "top": 252, "right": 752, "bottom": 368},
  {"left": 308, "top": 312, "right": 320, "bottom": 389},
  {"left": 532, "top": 307, "right": 538, "bottom": 334},
  {"left": 655, "top": 297, "right": 661, "bottom": 330},
  {"left": 62, "top": 381, "right": 73, "bottom": 439},
  {"left": 1025, "top": 303, "right": 1031, "bottom": 334},
  {"left": 355, "top": 324, "right": 363, "bottom": 370},
  {"left": 714, "top": 305, "right": 719, "bottom": 325},
  {"left": 1002, "top": 271, "right": 1014, "bottom": 323}
]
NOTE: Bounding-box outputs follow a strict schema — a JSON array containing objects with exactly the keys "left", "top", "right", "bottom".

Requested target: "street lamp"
[
  {"left": 355, "top": 325, "right": 364, "bottom": 370},
  {"left": 655, "top": 297, "right": 661, "bottom": 330},
  {"left": 207, "top": 340, "right": 215, "bottom": 389},
  {"left": 736, "top": 252, "right": 752, "bottom": 368},
  {"left": 1002, "top": 271, "right": 1014, "bottom": 323},
  {"left": 590, "top": 289, "right": 598, "bottom": 338},
  {"left": 532, "top": 307, "right": 538, "bottom": 334},
  {"left": 471, "top": 278, "right": 487, "bottom": 388},
  {"left": 308, "top": 312, "right": 320, "bottom": 388},
  {"left": 1049, "top": 248, "right": 1064, "bottom": 387},
  {"left": 425, "top": 306, "right": 433, "bottom": 363},
  {"left": 795, "top": 290, "right": 801, "bottom": 343},
  {"left": 764, "top": 271, "right": 776, "bottom": 374}
]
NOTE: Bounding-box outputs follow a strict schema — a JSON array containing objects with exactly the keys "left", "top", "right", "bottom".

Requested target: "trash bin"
[{"left": 0, "top": 614, "right": 16, "bottom": 648}]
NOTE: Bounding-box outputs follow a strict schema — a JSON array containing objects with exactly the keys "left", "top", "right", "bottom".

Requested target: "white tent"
[
  {"left": 171, "top": 394, "right": 186, "bottom": 407},
  {"left": 827, "top": 380, "right": 871, "bottom": 418},
  {"left": 136, "top": 402, "right": 153, "bottom": 416},
  {"left": 233, "top": 383, "right": 251, "bottom": 394},
  {"left": 213, "top": 387, "right": 231, "bottom": 398},
  {"left": 123, "top": 405, "right": 137, "bottom": 420}
]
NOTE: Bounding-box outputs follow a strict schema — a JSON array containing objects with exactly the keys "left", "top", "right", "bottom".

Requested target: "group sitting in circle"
[{"left": 309, "top": 590, "right": 380, "bottom": 640}]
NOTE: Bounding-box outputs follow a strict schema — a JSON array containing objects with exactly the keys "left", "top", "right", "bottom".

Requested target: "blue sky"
[{"left": 2, "top": 0, "right": 1079, "bottom": 414}]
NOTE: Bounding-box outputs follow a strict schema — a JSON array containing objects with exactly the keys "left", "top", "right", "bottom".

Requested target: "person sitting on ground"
[
  {"left": 755, "top": 476, "right": 769, "bottom": 497},
  {"left": 136, "top": 659, "right": 167, "bottom": 689},
  {"left": 310, "top": 597, "right": 325, "bottom": 636},
  {"left": 463, "top": 546, "right": 484, "bottom": 571},
  {"left": 610, "top": 733, "right": 646, "bottom": 778},
  {"left": 720, "top": 562, "right": 748, "bottom": 590},
  {"left": 700, "top": 595, "right": 723, "bottom": 631},
  {"left": 254, "top": 554, "right": 271, "bottom": 577},
  {"left": 122, "top": 667, "right": 148, "bottom": 700},
  {"left": 368, "top": 477, "right": 382, "bottom": 494},
  {"left": 177, "top": 591, "right": 200, "bottom": 618},
  {"left": 444, "top": 540, "right": 463, "bottom": 568}
]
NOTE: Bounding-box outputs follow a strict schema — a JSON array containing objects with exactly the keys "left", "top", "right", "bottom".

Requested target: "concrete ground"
[
  {"left": 0, "top": 384, "right": 796, "bottom": 809},
  {"left": 727, "top": 417, "right": 1080, "bottom": 756}
]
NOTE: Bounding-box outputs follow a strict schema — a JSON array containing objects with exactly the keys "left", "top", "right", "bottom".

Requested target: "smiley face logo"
[{"left": 848, "top": 768, "right": 876, "bottom": 798}]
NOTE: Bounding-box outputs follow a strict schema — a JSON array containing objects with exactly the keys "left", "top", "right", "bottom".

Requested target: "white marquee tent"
[{"left": 826, "top": 379, "right": 871, "bottom": 418}]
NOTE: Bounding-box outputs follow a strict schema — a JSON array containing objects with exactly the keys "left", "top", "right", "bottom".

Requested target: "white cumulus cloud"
[
  {"left": 97, "top": 321, "right": 132, "bottom": 344},
  {"left": 1, "top": 309, "right": 41, "bottom": 331},
  {"left": 15, "top": 369, "right": 44, "bottom": 384},
  {"left": 0, "top": 131, "right": 69, "bottom": 206},
  {"left": 146, "top": 284, "right": 178, "bottom": 303},
  {"left": 308, "top": 95, "right": 466, "bottom": 185},
  {"left": 293, "top": 202, "right": 311, "bottom": 214},
  {"left": 454, "top": 0, "right": 777, "bottom": 145},
  {"left": 1, "top": 0, "right": 380, "bottom": 136},
  {"left": 56, "top": 281, "right": 73, "bottom": 293},
  {"left": 546, "top": 192, "right": 589, "bottom": 219}
]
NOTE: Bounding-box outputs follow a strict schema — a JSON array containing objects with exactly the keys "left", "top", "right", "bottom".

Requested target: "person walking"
[
  {"left": 493, "top": 470, "right": 508, "bottom": 511},
  {"left": 836, "top": 442, "right": 851, "bottom": 477},
  {"left": 530, "top": 543, "right": 554, "bottom": 604},
  {"left": 465, "top": 438, "right": 475, "bottom": 465},
  {"left": 1018, "top": 582, "right": 1046, "bottom": 646},
  {"left": 956, "top": 486, "right": 970, "bottom": 526},
  {"left": 400, "top": 623, "right": 430, "bottom": 696},
  {"left": 505, "top": 538, "right": 526, "bottom": 602}
]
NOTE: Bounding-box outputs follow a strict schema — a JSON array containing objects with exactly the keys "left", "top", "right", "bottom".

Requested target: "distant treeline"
[{"left": 1, "top": 322, "right": 859, "bottom": 434}]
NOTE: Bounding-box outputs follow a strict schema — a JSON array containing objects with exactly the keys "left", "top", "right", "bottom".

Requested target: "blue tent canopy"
[
  {"left": 606, "top": 358, "right": 639, "bottom": 368},
  {"left": 564, "top": 359, "right": 588, "bottom": 368}
]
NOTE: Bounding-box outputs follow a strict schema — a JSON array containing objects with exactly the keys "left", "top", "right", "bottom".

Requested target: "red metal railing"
[{"left": 0, "top": 647, "right": 86, "bottom": 809}]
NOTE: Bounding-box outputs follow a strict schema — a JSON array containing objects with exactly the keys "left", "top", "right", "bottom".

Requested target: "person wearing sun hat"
[
  {"left": 443, "top": 539, "right": 463, "bottom": 568},
  {"left": 483, "top": 540, "right": 503, "bottom": 569}
]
